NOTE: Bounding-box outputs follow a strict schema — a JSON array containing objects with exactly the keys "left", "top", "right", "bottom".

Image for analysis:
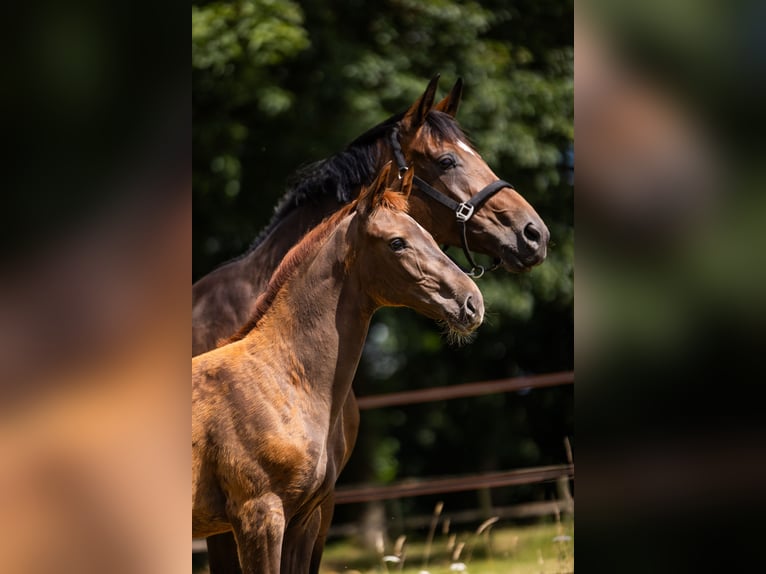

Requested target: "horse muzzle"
[{"left": 500, "top": 218, "right": 550, "bottom": 272}]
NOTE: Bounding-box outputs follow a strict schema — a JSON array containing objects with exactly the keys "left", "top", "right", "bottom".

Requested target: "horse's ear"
[
  {"left": 433, "top": 77, "right": 463, "bottom": 117},
  {"left": 358, "top": 161, "right": 395, "bottom": 215},
  {"left": 400, "top": 74, "right": 440, "bottom": 132}
]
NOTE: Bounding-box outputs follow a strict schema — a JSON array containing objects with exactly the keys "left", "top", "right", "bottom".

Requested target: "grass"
[
  {"left": 319, "top": 517, "right": 574, "bottom": 574},
  {"left": 191, "top": 515, "right": 574, "bottom": 573}
]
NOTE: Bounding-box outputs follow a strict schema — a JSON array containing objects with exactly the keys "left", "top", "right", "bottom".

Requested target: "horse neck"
[
  {"left": 240, "top": 141, "right": 393, "bottom": 295},
  {"left": 242, "top": 217, "right": 374, "bottom": 421},
  {"left": 238, "top": 194, "right": 342, "bottom": 294}
]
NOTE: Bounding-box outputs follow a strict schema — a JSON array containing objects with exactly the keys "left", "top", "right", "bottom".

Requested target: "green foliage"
[
  {"left": 193, "top": 0, "right": 573, "bottom": 514},
  {"left": 192, "top": 0, "right": 308, "bottom": 77}
]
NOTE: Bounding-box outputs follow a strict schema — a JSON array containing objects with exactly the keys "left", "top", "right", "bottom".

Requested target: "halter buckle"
[
  {"left": 455, "top": 202, "right": 474, "bottom": 222},
  {"left": 468, "top": 265, "right": 485, "bottom": 279}
]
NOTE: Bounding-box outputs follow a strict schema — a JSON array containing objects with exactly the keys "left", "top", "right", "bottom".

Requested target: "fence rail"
[
  {"left": 334, "top": 463, "right": 573, "bottom": 504},
  {"left": 356, "top": 370, "right": 573, "bottom": 410}
]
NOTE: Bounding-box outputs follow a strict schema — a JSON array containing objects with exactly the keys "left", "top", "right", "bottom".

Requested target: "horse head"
[{"left": 392, "top": 75, "right": 550, "bottom": 274}]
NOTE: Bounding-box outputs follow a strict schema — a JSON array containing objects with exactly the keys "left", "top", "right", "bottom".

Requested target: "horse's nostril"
[{"left": 523, "top": 222, "right": 541, "bottom": 244}]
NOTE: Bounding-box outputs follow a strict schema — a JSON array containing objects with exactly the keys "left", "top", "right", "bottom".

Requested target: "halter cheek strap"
[{"left": 390, "top": 126, "right": 515, "bottom": 278}]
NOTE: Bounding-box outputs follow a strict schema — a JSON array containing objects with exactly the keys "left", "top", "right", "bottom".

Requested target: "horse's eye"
[
  {"left": 438, "top": 155, "right": 456, "bottom": 169},
  {"left": 389, "top": 238, "right": 406, "bottom": 252}
]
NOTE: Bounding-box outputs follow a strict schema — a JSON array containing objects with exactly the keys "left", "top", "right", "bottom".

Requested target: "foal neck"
[{"left": 242, "top": 214, "right": 373, "bottom": 420}]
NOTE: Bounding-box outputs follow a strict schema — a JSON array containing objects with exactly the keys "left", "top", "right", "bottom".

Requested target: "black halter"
[{"left": 390, "top": 125, "right": 514, "bottom": 278}]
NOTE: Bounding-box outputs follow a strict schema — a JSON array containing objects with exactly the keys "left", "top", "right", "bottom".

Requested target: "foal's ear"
[
  {"left": 433, "top": 77, "right": 463, "bottom": 118},
  {"left": 397, "top": 166, "right": 414, "bottom": 199},
  {"left": 400, "top": 74, "right": 440, "bottom": 133},
  {"left": 358, "top": 161, "right": 395, "bottom": 215}
]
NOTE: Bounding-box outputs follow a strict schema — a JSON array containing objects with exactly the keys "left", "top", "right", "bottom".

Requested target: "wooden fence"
[
  {"left": 355, "top": 370, "right": 573, "bottom": 410},
  {"left": 334, "top": 463, "right": 573, "bottom": 504}
]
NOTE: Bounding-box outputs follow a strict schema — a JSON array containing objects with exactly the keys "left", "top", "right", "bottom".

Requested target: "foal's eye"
[
  {"left": 389, "top": 238, "right": 406, "bottom": 252},
  {"left": 438, "top": 155, "right": 457, "bottom": 169}
]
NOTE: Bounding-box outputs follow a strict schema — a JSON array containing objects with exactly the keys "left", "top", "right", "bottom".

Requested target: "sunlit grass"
[
  {"left": 319, "top": 518, "right": 574, "bottom": 574},
  {"left": 191, "top": 516, "right": 574, "bottom": 573}
]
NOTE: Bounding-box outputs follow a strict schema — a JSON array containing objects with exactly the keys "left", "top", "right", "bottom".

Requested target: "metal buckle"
[
  {"left": 468, "top": 265, "right": 485, "bottom": 279},
  {"left": 397, "top": 165, "right": 409, "bottom": 179},
  {"left": 455, "top": 202, "right": 474, "bottom": 222}
]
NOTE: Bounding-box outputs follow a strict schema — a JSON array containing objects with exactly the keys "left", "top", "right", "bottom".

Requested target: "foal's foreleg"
[{"left": 229, "top": 495, "right": 285, "bottom": 574}]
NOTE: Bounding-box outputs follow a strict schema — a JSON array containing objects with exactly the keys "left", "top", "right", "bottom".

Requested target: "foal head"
[{"left": 351, "top": 164, "right": 484, "bottom": 337}]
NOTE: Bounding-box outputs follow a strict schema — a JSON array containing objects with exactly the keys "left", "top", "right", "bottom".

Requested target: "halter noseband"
[{"left": 390, "top": 125, "right": 514, "bottom": 278}]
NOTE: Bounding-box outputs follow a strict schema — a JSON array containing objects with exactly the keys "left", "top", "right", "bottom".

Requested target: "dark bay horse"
[
  {"left": 192, "top": 165, "right": 484, "bottom": 573},
  {"left": 193, "top": 76, "right": 549, "bottom": 572}
]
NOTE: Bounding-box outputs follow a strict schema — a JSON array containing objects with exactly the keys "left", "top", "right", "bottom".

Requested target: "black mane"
[{"left": 245, "top": 109, "right": 467, "bottom": 254}]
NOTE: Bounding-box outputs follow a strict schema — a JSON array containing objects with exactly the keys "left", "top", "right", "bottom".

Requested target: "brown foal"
[{"left": 192, "top": 165, "right": 484, "bottom": 573}]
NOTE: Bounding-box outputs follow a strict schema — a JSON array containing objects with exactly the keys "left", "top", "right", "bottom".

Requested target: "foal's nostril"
[
  {"left": 523, "top": 222, "right": 542, "bottom": 245},
  {"left": 463, "top": 295, "right": 477, "bottom": 319}
]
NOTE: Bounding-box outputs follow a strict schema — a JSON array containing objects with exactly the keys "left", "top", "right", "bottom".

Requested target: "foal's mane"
[
  {"left": 224, "top": 189, "right": 410, "bottom": 345},
  {"left": 242, "top": 110, "right": 468, "bottom": 257}
]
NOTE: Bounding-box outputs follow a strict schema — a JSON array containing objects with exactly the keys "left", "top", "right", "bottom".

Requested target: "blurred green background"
[{"left": 192, "top": 0, "right": 573, "bottom": 530}]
